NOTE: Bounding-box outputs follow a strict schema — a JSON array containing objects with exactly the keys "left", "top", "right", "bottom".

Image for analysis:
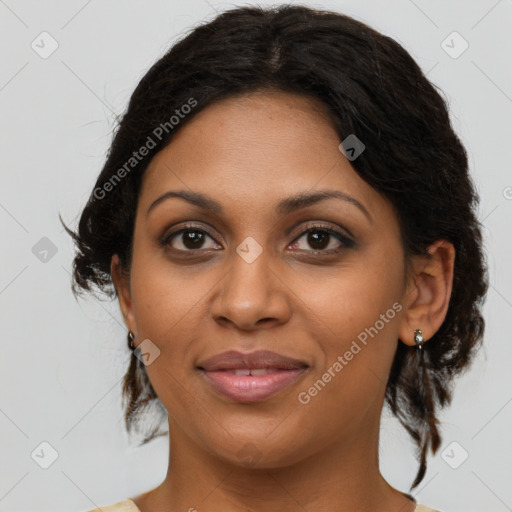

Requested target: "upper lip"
[{"left": 197, "top": 350, "right": 309, "bottom": 371}]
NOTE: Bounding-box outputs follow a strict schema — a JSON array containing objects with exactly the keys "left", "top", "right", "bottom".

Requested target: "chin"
[{"left": 203, "top": 428, "right": 314, "bottom": 470}]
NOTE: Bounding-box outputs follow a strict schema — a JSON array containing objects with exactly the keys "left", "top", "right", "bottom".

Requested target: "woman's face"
[{"left": 114, "top": 90, "right": 418, "bottom": 467}]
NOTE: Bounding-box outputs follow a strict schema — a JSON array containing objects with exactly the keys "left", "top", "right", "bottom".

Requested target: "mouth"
[
  {"left": 216, "top": 368, "right": 290, "bottom": 375},
  {"left": 196, "top": 350, "right": 309, "bottom": 403}
]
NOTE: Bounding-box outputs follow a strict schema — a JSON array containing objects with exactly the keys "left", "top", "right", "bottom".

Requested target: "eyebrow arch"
[{"left": 146, "top": 189, "right": 373, "bottom": 223}]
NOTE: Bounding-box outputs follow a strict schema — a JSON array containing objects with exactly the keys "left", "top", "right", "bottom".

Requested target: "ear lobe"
[
  {"left": 111, "top": 254, "right": 137, "bottom": 334},
  {"left": 398, "top": 240, "right": 455, "bottom": 346}
]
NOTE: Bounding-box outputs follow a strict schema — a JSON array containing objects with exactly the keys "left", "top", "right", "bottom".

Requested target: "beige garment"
[{"left": 87, "top": 498, "right": 441, "bottom": 511}]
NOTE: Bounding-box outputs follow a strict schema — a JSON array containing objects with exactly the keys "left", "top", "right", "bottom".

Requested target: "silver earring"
[
  {"left": 128, "top": 330, "right": 135, "bottom": 350},
  {"left": 414, "top": 329, "right": 424, "bottom": 350}
]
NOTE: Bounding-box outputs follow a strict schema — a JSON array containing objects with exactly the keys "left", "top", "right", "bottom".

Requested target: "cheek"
[
  {"left": 130, "top": 246, "right": 211, "bottom": 338},
  {"left": 295, "top": 286, "right": 401, "bottom": 437},
  {"left": 295, "top": 251, "right": 404, "bottom": 394},
  {"left": 128, "top": 261, "right": 202, "bottom": 407},
  {"left": 298, "top": 253, "right": 403, "bottom": 341}
]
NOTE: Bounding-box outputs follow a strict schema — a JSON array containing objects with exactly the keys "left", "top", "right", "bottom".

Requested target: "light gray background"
[{"left": 1, "top": 1, "right": 511, "bottom": 511}]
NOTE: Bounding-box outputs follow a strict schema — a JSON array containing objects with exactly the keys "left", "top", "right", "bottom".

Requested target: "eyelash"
[{"left": 159, "top": 222, "right": 355, "bottom": 256}]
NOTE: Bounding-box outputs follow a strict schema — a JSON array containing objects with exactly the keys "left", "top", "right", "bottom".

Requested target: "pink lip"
[
  {"left": 197, "top": 350, "right": 309, "bottom": 403},
  {"left": 200, "top": 368, "right": 307, "bottom": 402}
]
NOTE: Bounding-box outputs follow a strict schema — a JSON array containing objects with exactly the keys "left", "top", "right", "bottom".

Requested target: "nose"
[{"left": 210, "top": 244, "right": 292, "bottom": 331}]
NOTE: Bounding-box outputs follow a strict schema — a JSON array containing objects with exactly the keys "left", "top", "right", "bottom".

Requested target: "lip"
[
  {"left": 197, "top": 349, "right": 308, "bottom": 371},
  {"left": 197, "top": 350, "right": 309, "bottom": 403}
]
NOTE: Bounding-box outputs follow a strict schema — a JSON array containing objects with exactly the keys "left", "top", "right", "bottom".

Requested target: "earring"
[
  {"left": 128, "top": 330, "right": 135, "bottom": 350},
  {"left": 414, "top": 329, "right": 424, "bottom": 350}
]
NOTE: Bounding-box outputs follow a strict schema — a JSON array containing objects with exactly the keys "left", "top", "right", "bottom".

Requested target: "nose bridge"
[
  {"left": 211, "top": 235, "right": 290, "bottom": 329},
  {"left": 226, "top": 236, "right": 271, "bottom": 303}
]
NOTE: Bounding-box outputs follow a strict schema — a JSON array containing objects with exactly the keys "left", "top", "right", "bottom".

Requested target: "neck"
[{"left": 133, "top": 415, "right": 416, "bottom": 512}]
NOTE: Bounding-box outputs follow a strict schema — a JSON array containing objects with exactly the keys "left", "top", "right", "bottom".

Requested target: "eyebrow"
[{"left": 146, "top": 189, "right": 373, "bottom": 223}]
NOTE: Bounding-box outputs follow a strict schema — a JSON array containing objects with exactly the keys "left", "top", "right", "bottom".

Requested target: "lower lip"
[{"left": 200, "top": 368, "right": 307, "bottom": 403}]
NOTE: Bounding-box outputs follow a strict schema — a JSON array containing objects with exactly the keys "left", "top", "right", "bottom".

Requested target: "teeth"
[
  {"left": 230, "top": 368, "right": 280, "bottom": 376},
  {"left": 251, "top": 368, "right": 272, "bottom": 375}
]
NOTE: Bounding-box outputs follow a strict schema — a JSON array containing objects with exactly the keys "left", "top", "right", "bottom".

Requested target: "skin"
[{"left": 111, "top": 90, "right": 455, "bottom": 512}]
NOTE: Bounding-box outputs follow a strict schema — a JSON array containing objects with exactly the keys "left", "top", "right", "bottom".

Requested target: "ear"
[
  {"left": 111, "top": 254, "right": 137, "bottom": 336},
  {"left": 398, "top": 240, "right": 455, "bottom": 347}
]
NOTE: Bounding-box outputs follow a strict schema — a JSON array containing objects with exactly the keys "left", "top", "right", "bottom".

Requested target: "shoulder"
[
  {"left": 415, "top": 504, "right": 442, "bottom": 512},
  {"left": 86, "top": 498, "right": 140, "bottom": 512}
]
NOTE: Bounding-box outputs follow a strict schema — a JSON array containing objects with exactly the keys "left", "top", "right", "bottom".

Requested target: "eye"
[
  {"left": 161, "top": 225, "right": 221, "bottom": 252},
  {"left": 160, "top": 222, "right": 354, "bottom": 255},
  {"left": 289, "top": 225, "right": 354, "bottom": 254}
]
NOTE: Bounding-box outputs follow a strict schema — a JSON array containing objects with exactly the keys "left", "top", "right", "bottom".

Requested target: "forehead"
[
  {"left": 145, "top": 90, "right": 339, "bottom": 174},
  {"left": 138, "top": 90, "right": 388, "bottom": 221}
]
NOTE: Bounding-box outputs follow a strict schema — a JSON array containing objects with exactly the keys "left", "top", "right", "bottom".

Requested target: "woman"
[{"left": 64, "top": 5, "right": 488, "bottom": 512}]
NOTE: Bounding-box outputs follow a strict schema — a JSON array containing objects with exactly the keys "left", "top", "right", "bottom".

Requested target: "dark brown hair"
[{"left": 62, "top": 4, "right": 488, "bottom": 489}]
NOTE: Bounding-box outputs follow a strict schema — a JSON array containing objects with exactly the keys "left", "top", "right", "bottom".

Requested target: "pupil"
[
  {"left": 184, "top": 231, "right": 203, "bottom": 249},
  {"left": 309, "top": 231, "right": 329, "bottom": 249}
]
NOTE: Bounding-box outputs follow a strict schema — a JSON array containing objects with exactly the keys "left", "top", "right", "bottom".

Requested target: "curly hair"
[{"left": 62, "top": 4, "right": 488, "bottom": 489}]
